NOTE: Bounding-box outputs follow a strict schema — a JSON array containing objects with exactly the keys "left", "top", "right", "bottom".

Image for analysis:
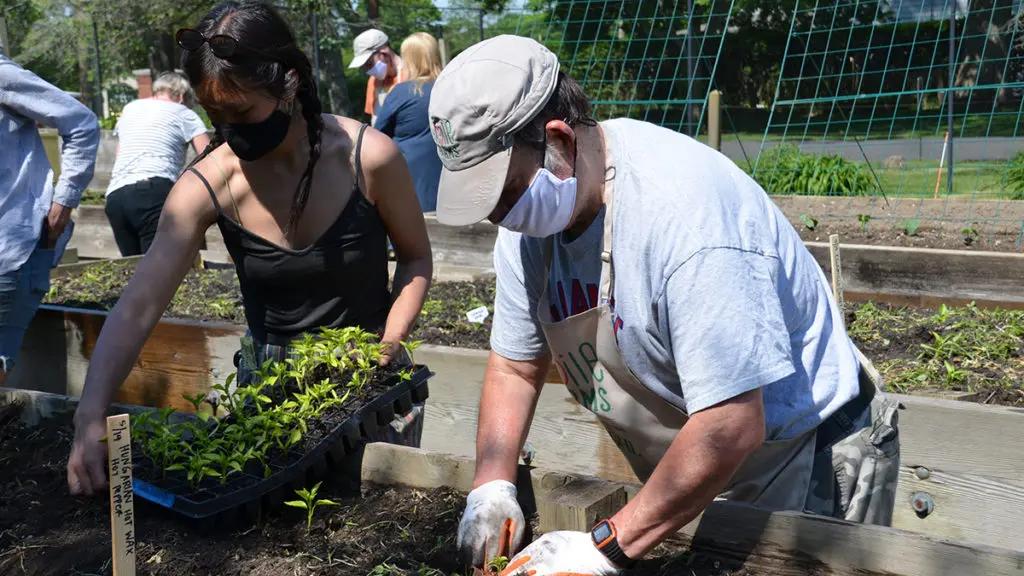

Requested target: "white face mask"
[
  {"left": 499, "top": 168, "right": 578, "bottom": 238},
  {"left": 367, "top": 60, "right": 388, "bottom": 80}
]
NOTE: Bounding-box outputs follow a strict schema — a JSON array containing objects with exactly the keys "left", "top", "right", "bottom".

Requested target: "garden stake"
[
  {"left": 106, "top": 413, "right": 137, "bottom": 576},
  {"left": 829, "top": 234, "right": 846, "bottom": 328}
]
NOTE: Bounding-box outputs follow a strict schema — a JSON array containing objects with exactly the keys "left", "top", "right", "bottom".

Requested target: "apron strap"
[{"left": 599, "top": 132, "right": 617, "bottom": 305}]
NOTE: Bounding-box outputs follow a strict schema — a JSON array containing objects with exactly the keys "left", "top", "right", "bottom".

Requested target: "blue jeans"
[{"left": 0, "top": 247, "right": 52, "bottom": 374}]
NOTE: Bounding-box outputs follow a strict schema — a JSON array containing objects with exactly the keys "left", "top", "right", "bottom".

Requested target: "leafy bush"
[
  {"left": 1005, "top": 152, "right": 1024, "bottom": 199},
  {"left": 749, "top": 147, "right": 875, "bottom": 196}
]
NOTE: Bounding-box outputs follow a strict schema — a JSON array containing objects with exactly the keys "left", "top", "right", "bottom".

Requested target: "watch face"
[{"left": 592, "top": 521, "right": 613, "bottom": 546}]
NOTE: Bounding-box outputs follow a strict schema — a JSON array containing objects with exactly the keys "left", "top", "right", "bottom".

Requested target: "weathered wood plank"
[
  {"left": 363, "top": 442, "right": 1024, "bottom": 576},
  {"left": 679, "top": 496, "right": 1024, "bottom": 576},
  {"left": 890, "top": 392, "right": 1024, "bottom": 482},
  {"left": 8, "top": 306, "right": 244, "bottom": 412},
  {"left": 806, "top": 241, "right": 1024, "bottom": 306},
  {"left": 537, "top": 477, "right": 627, "bottom": 533},
  {"left": 893, "top": 465, "right": 1024, "bottom": 551}
]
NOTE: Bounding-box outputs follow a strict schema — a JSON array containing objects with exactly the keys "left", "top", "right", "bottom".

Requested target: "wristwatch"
[{"left": 590, "top": 519, "right": 636, "bottom": 568}]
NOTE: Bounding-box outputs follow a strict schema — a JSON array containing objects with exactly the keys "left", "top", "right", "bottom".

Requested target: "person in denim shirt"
[{"left": 0, "top": 56, "right": 100, "bottom": 384}]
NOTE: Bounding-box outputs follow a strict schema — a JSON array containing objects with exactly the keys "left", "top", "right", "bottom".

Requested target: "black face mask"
[{"left": 218, "top": 107, "right": 291, "bottom": 161}]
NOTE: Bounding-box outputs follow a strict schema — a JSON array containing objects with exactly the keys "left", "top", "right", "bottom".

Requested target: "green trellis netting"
[
  {"left": 750, "top": 0, "right": 1024, "bottom": 242},
  {"left": 440, "top": 0, "right": 736, "bottom": 136}
]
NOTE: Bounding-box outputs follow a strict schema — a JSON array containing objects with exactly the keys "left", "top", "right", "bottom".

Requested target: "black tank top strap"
[
  {"left": 353, "top": 123, "right": 368, "bottom": 194},
  {"left": 188, "top": 167, "right": 224, "bottom": 216}
]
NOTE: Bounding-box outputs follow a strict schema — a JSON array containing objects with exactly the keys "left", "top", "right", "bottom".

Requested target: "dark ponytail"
[
  {"left": 181, "top": 0, "right": 325, "bottom": 239},
  {"left": 287, "top": 75, "right": 323, "bottom": 236}
]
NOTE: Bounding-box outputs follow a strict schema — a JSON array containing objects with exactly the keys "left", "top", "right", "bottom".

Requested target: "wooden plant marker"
[
  {"left": 106, "top": 414, "right": 136, "bottom": 576},
  {"left": 828, "top": 234, "right": 846, "bottom": 327}
]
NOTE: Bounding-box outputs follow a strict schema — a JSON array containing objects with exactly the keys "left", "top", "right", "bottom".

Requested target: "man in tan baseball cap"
[
  {"left": 431, "top": 35, "right": 900, "bottom": 576},
  {"left": 349, "top": 28, "right": 405, "bottom": 124}
]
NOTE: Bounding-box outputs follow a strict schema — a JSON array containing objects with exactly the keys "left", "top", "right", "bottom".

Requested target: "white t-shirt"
[
  {"left": 106, "top": 98, "right": 208, "bottom": 194},
  {"left": 490, "top": 118, "right": 862, "bottom": 441}
]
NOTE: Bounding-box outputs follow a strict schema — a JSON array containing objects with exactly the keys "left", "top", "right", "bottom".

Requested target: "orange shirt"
[{"left": 364, "top": 63, "right": 407, "bottom": 118}]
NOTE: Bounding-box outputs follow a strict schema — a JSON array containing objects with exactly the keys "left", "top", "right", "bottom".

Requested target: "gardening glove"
[
  {"left": 67, "top": 413, "right": 110, "bottom": 497},
  {"left": 500, "top": 531, "right": 621, "bottom": 576},
  {"left": 457, "top": 479, "right": 526, "bottom": 568}
]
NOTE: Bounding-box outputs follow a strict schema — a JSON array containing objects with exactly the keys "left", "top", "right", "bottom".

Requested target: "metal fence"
[
  {"left": 437, "top": 1, "right": 735, "bottom": 137},
  {"left": 749, "top": 0, "right": 1024, "bottom": 243}
]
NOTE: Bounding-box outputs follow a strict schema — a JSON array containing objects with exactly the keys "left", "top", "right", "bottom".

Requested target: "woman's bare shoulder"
[{"left": 172, "top": 145, "right": 237, "bottom": 219}]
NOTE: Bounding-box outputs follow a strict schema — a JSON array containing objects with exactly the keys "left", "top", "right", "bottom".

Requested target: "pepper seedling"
[
  {"left": 284, "top": 481, "right": 338, "bottom": 534},
  {"left": 487, "top": 556, "right": 510, "bottom": 573}
]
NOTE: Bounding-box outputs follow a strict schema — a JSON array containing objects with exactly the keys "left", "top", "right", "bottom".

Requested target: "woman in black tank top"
[{"left": 66, "top": 0, "right": 433, "bottom": 497}]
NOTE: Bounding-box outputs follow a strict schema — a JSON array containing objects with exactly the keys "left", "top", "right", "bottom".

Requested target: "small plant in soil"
[
  {"left": 961, "top": 227, "right": 979, "bottom": 246},
  {"left": 900, "top": 218, "right": 921, "bottom": 236},
  {"left": 856, "top": 213, "right": 871, "bottom": 232},
  {"left": 799, "top": 213, "right": 818, "bottom": 231},
  {"left": 285, "top": 481, "right": 338, "bottom": 534},
  {"left": 487, "top": 556, "right": 510, "bottom": 573}
]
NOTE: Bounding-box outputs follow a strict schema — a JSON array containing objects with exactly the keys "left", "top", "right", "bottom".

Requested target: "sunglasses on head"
[{"left": 176, "top": 28, "right": 239, "bottom": 58}]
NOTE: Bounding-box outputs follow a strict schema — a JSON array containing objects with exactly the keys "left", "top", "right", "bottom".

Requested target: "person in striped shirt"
[{"left": 104, "top": 72, "right": 211, "bottom": 256}]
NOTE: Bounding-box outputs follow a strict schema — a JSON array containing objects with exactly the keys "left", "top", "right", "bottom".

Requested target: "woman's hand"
[
  {"left": 379, "top": 337, "right": 402, "bottom": 366},
  {"left": 67, "top": 412, "right": 109, "bottom": 496}
]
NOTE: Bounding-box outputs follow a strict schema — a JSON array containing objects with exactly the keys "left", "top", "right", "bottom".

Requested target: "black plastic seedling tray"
[{"left": 132, "top": 364, "right": 432, "bottom": 520}]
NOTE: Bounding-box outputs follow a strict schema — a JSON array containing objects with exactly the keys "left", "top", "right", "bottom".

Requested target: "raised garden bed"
[
  {"left": 40, "top": 259, "right": 1024, "bottom": 406},
  {"left": 4, "top": 392, "right": 1022, "bottom": 576},
  {"left": 42, "top": 259, "right": 492, "bottom": 349},
  {"left": 847, "top": 301, "right": 1024, "bottom": 406}
]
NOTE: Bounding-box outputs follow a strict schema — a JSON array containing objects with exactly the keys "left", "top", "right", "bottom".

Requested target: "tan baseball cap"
[
  {"left": 428, "top": 35, "right": 560, "bottom": 226},
  {"left": 348, "top": 29, "right": 389, "bottom": 69}
]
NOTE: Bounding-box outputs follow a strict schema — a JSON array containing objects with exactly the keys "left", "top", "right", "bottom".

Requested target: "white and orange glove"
[
  {"left": 457, "top": 479, "right": 526, "bottom": 567},
  {"left": 499, "top": 531, "right": 622, "bottom": 576}
]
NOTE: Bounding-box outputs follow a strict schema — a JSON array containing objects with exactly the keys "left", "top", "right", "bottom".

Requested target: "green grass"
[
  {"left": 708, "top": 107, "right": 1023, "bottom": 141},
  {"left": 876, "top": 161, "right": 1017, "bottom": 198},
  {"left": 734, "top": 157, "right": 1022, "bottom": 199},
  {"left": 80, "top": 190, "right": 105, "bottom": 205}
]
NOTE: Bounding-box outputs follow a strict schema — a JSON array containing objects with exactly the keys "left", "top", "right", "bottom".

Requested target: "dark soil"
[
  {"left": 42, "top": 260, "right": 493, "bottom": 349},
  {"left": 1, "top": 410, "right": 851, "bottom": 576},
  {"left": 44, "top": 260, "right": 245, "bottom": 324},
  {"left": 846, "top": 301, "right": 1024, "bottom": 406},
  {"left": 796, "top": 221, "right": 1024, "bottom": 252}
]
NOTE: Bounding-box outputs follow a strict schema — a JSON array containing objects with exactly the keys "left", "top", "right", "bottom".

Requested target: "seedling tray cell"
[{"left": 132, "top": 364, "right": 432, "bottom": 520}]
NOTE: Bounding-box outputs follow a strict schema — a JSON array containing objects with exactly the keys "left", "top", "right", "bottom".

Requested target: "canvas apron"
[{"left": 537, "top": 153, "right": 820, "bottom": 511}]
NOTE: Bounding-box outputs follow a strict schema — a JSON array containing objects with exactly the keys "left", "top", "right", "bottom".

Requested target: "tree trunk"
[{"left": 321, "top": 44, "right": 352, "bottom": 116}]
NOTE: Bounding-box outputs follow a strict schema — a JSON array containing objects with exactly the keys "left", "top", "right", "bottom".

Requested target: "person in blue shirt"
[
  {"left": 0, "top": 56, "right": 100, "bottom": 385},
  {"left": 374, "top": 32, "right": 443, "bottom": 213}
]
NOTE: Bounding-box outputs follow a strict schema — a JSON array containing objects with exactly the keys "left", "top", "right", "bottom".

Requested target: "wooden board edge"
[{"left": 360, "top": 443, "right": 1024, "bottom": 576}]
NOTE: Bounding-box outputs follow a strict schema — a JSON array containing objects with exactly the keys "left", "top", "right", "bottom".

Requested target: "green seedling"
[
  {"left": 900, "top": 218, "right": 921, "bottom": 236},
  {"left": 487, "top": 556, "right": 510, "bottom": 573},
  {"left": 284, "top": 481, "right": 338, "bottom": 534},
  {"left": 129, "top": 325, "right": 422, "bottom": 497},
  {"left": 856, "top": 213, "right": 871, "bottom": 232},
  {"left": 961, "top": 227, "right": 979, "bottom": 246},
  {"left": 799, "top": 214, "right": 818, "bottom": 231}
]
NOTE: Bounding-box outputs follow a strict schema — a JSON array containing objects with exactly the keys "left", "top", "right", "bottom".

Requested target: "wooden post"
[
  {"left": 0, "top": 17, "right": 10, "bottom": 57},
  {"left": 707, "top": 90, "right": 722, "bottom": 151},
  {"left": 106, "top": 414, "right": 136, "bottom": 576},
  {"left": 438, "top": 38, "right": 451, "bottom": 68},
  {"left": 829, "top": 234, "right": 845, "bottom": 324},
  {"left": 934, "top": 131, "right": 949, "bottom": 199}
]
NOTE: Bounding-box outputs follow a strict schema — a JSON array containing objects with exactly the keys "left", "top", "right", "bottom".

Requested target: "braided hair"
[{"left": 181, "top": 0, "right": 324, "bottom": 237}]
